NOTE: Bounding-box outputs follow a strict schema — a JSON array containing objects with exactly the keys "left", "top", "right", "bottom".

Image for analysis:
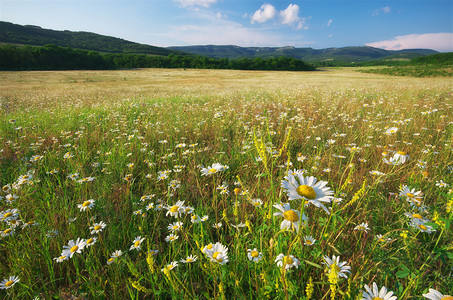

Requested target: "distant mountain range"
[
  {"left": 168, "top": 45, "right": 438, "bottom": 63},
  {"left": 0, "top": 21, "right": 438, "bottom": 63}
]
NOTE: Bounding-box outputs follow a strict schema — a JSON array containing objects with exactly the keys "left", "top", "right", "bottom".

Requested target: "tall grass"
[{"left": 0, "top": 69, "right": 452, "bottom": 299}]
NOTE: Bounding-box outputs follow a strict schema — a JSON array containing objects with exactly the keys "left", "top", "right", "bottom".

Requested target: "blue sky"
[{"left": 1, "top": 0, "right": 452, "bottom": 51}]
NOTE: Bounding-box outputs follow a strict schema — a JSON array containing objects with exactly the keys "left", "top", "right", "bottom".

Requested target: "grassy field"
[{"left": 1, "top": 68, "right": 452, "bottom": 299}]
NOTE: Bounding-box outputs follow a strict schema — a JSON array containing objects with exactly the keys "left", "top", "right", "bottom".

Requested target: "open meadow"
[{"left": 0, "top": 68, "right": 452, "bottom": 299}]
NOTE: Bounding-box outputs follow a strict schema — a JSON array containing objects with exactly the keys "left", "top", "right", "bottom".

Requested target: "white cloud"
[
  {"left": 327, "top": 19, "right": 333, "bottom": 27},
  {"left": 366, "top": 33, "right": 453, "bottom": 52},
  {"left": 280, "top": 4, "right": 300, "bottom": 25},
  {"left": 372, "top": 6, "right": 391, "bottom": 16},
  {"left": 175, "top": 0, "right": 217, "bottom": 8},
  {"left": 251, "top": 4, "right": 277, "bottom": 24}
]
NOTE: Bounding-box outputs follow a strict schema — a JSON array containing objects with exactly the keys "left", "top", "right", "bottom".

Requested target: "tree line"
[{"left": 0, "top": 44, "right": 316, "bottom": 71}]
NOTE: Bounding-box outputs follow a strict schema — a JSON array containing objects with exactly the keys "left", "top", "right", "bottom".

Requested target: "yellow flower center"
[
  {"left": 251, "top": 250, "right": 259, "bottom": 258},
  {"left": 5, "top": 280, "right": 14, "bottom": 287},
  {"left": 441, "top": 297, "right": 453, "bottom": 300},
  {"left": 296, "top": 185, "right": 317, "bottom": 200},
  {"left": 213, "top": 252, "right": 220, "bottom": 260},
  {"left": 82, "top": 201, "right": 90, "bottom": 207},
  {"left": 397, "top": 151, "right": 406, "bottom": 155},
  {"left": 94, "top": 225, "right": 101, "bottom": 231},
  {"left": 334, "top": 265, "right": 341, "bottom": 272},
  {"left": 207, "top": 244, "right": 213, "bottom": 250},
  {"left": 191, "top": 215, "right": 198, "bottom": 220},
  {"left": 70, "top": 245, "right": 79, "bottom": 253},
  {"left": 305, "top": 240, "right": 313, "bottom": 245},
  {"left": 418, "top": 224, "right": 427, "bottom": 231},
  {"left": 372, "top": 298, "right": 383, "bottom": 300},
  {"left": 86, "top": 238, "right": 94, "bottom": 244},
  {"left": 283, "top": 210, "right": 299, "bottom": 222},
  {"left": 4, "top": 229, "right": 12, "bottom": 234},
  {"left": 170, "top": 205, "right": 179, "bottom": 213},
  {"left": 107, "top": 258, "right": 114, "bottom": 263},
  {"left": 172, "top": 225, "right": 179, "bottom": 230},
  {"left": 406, "top": 193, "right": 415, "bottom": 198},
  {"left": 186, "top": 258, "right": 193, "bottom": 262},
  {"left": 283, "top": 256, "right": 293, "bottom": 265},
  {"left": 412, "top": 214, "right": 422, "bottom": 219},
  {"left": 134, "top": 240, "right": 141, "bottom": 247},
  {"left": 233, "top": 188, "right": 241, "bottom": 195},
  {"left": 3, "top": 212, "right": 13, "bottom": 218},
  {"left": 208, "top": 168, "right": 217, "bottom": 174}
]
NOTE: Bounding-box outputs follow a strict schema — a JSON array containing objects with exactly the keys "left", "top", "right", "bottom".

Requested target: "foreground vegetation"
[{"left": 0, "top": 69, "right": 452, "bottom": 299}]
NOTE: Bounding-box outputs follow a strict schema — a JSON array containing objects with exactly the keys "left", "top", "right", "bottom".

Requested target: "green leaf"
[
  {"left": 446, "top": 252, "right": 453, "bottom": 259},
  {"left": 396, "top": 270, "right": 410, "bottom": 278}
]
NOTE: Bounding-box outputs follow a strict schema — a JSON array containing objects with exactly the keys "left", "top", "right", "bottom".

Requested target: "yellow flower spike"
[
  {"left": 146, "top": 252, "right": 155, "bottom": 274},
  {"left": 305, "top": 277, "right": 314, "bottom": 299},
  {"left": 219, "top": 282, "right": 226, "bottom": 300},
  {"left": 245, "top": 220, "right": 252, "bottom": 233}
]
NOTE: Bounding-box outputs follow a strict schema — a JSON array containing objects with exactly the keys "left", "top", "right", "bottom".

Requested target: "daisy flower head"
[
  {"left": 61, "top": 238, "right": 87, "bottom": 258},
  {"left": 53, "top": 255, "right": 68, "bottom": 263},
  {"left": 205, "top": 242, "right": 229, "bottom": 265},
  {"left": 167, "top": 221, "right": 183, "bottom": 232},
  {"left": 85, "top": 236, "right": 98, "bottom": 247},
  {"left": 1, "top": 227, "right": 14, "bottom": 238},
  {"left": 410, "top": 218, "right": 436, "bottom": 234},
  {"left": 362, "top": 282, "right": 397, "bottom": 300},
  {"left": 165, "top": 200, "right": 185, "bottom": 218},
  {"left": 304, "top": 236, "right": 316, "bottom": 246},
  {"left": 322, "top": 255, "right": 351, "bottom": 279},
  {"left": 281, "top": 174, "right": 334, "bottom": 214},
  {"left": 385, "top": 127, "right": 398, "bottom": 135},
  {"left": 130, "top": 236, "right": 145, "bottom": 251},
  {"left": 354, "top": 222, "right": 370, "bottom": 233},
  {"left": 275, "top": 254, "right": 300, "bottom": 270},
  {"left": 161, "top": 261, "right": 178, "bottom": 272},
  {"left": 200, "top": 163, "right": 228, "bottom": 176},
  {"left": 90, "top": 221, "right": 107, "bottom": 234},
  {"left": 78, "top": 199, "right": 95, "bottom": 212},
  {"left": 165, "top": 234, "right": 179, "bottom": 243},
  {"left": 423, "top": 288, "right": 452, "bottom": 300},
  {"left": 247, "top": 248, "right": 263, "bottom": 263},
  {"left": 181, "top": 255, "right": 198, "bottom": 263},
  {"left": 399, "top": 185, "right": 423, "bottom": 202},
  {"left": 190, "top": 214, "right": 201, "bottom": 223},
  {"left": 273, "top": 203, "right": 308, "bottom": 233},
  {"left": 435, "top": 180, "right": 449, "bottom": 188},
  {"left": 0, "top": 275, "right": 19, "bottom": 289},
  {"left": 249, "top": 198, "right": 263, "bottom": 208}
]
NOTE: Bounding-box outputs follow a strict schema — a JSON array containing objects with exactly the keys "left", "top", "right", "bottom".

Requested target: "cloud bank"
[
  {"left": 251, "top": 4, "right": 277, "bottom": 24},
  {"left": 250, "top": 3, "right": 307, "bottom": 29},
  {"left": 366, "top": 33, "right": 453, "bottom": 52}
]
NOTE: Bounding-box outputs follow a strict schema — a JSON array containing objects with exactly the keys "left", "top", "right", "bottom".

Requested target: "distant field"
[{"left": 0, "top": 68, "right": 452, "bottom": 299}]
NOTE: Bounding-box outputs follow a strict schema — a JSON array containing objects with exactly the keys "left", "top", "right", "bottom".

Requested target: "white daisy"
[
  {"left": 130, "top": 236, "right": 145, "bottom": 251},
  {"left": 165, "top": 200, "right": 185, "bottom": 218},
  {"left": 354, "top": 222, "right": 370, "bottom": 233},
  {"left": 90, "top": 221, "right": 107, "bottom": 234},
  {"left": 180, "top": 255, "right": 198, "bottom": 263},
  {"left": 205, "top": 242, "right": 228, "bottom": 265},
  {"left": 247, "top": 248, "right": 263, "bottom": 263},
  {"left": 322, "top": 255, "right": 351, "bottom": 279},
  {"left": 78, "top": 199, "right": 95, "bottom": 212},
  {"left": 423, "top": 288, "right": 452, "bottom": 300},
  {"left": 61, "top": 238, "right": 87, "bottom": 258},
  {"left": 362, "top": 282, "right": 397, "bottom": 300},
  {"left": 304, "top": 236, "right": 316, "bottom": 246},
  {"left": 0, "top": 275, "right": 20, "bottom": 289},
  {"left": 165, "top": 234, "right": 179, "bottom": 243},
  {"left": 273, "top": 203, "right": 308, "bottom": 233},
  {"left": 275, "top": 254, "right": 300, "bottom": 270},
  {"left": 161, "top": 261, "right": 178, "bottom": 272},
  {"left": 167, "top": 221, "right": 183, "bottom": 232},
  {"left": 200, "top": 163, "right": 228, "bottom": 176},
  {"left": 281, "top": 173, "right": 334, "bottom": 214}
]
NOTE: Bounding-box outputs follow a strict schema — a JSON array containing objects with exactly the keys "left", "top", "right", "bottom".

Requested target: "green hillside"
[
  {"left": 168, "top": 45, "right": 438, "bottom": 63},
  {"left": 0, "top": 21, "right": 181, "bottom": 56}
]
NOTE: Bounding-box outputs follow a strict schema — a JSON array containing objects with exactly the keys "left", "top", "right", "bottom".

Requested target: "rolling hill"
[
  {"left": 168, "top": 45, "right": 438, "bottom": 63},
  {"left": 0, "top": 21, "right": 183, "bottom": 56}
]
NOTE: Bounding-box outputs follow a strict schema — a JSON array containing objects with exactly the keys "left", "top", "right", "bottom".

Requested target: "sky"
[{"left": 1, "top": 0, "right": 452, "bottom": 52}]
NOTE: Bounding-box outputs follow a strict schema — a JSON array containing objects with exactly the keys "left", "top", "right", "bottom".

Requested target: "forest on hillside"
[{"left": 0, "top": 44, "right": 317, "bottom": 71}]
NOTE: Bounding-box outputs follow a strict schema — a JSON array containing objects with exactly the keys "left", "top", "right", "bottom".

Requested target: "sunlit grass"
[{"left": 1, "top": 68, "right": 452, "bottom": 299}]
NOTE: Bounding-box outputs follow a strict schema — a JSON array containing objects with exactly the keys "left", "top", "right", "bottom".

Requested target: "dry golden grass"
[{"left": 1, "top": 68, "right": 452, "bottom": 114}]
